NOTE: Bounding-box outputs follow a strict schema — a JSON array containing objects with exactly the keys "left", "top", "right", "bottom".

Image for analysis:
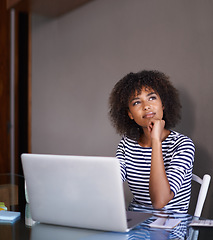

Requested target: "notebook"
[{"left": 21, "top": 154, "right": 152, "bottom": 232}]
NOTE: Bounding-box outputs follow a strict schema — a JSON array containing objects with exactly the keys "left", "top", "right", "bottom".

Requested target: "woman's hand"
[{"left": 147, "top": 118, "right": 165, "bottom": 143}]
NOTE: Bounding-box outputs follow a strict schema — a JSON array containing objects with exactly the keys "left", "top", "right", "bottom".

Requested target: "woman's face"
[{"left": 128, "top": 87, "right": 164, "bottom": 129}]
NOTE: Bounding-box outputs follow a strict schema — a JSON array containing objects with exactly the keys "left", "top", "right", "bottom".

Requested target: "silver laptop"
[{"left": 21, "top": 154, "right": 152, "bottom": 232}]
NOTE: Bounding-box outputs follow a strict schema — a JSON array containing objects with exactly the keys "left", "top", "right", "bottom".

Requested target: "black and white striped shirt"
[{"left": 116, "top": 131, "right": 195, "bottom": 213}]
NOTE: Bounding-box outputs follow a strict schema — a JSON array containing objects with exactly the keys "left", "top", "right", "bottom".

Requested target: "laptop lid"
[{"left": 21, "top": 154, "right": 151, "bottom": 232}]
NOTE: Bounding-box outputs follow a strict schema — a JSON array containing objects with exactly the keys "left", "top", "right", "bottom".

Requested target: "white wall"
[{"left": 31, "top": 0, "right": 213, "bottom": 218}]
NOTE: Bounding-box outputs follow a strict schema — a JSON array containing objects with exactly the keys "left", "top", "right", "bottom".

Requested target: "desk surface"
[
  {"left": 2, "top": 209, "right": 213, "bottom": 240},
  {"left": 1, "top": 174, "right": 213, "bottom": 240}
]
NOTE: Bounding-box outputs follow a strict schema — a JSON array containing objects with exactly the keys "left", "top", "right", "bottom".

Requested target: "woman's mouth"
[{"left": 143, "top": 112, "right": 155, "bottom": 118}]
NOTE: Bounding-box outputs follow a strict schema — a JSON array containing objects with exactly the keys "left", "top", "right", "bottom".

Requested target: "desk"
[{"left": 1, "top": 174, "right": 213, "bottom": 240}]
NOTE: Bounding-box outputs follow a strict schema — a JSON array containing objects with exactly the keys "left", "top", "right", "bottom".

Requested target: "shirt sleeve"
[
  {"left": 116, "top": 136, "right": 127, "bottom": 182},
  {"left": 166, "top": 136, "right": 195, "bottom": 196}
]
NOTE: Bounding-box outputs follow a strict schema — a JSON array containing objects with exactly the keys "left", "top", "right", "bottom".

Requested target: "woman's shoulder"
[
  {"left": 166, "top": 130, "right": 195, "bottom": 148},
  {"left": 118, "top": 135, "right": 139, "bottom": 149}
]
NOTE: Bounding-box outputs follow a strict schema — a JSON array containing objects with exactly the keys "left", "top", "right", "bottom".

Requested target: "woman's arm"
[
  {"left": 149, "top": 138, "right": 174, "bottom": 209},
  {"left": 116, "top": 136, "right": 127, "bottom": 182},
  {"left": 148, "top": 119, "right": 174, "bottom": 209}
]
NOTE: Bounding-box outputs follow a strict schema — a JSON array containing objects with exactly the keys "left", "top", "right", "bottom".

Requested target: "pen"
[{"left": 163, "top": 217, "right": 169, "bottom": 226}]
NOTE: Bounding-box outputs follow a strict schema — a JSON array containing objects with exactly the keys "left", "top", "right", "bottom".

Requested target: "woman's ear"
[{"left": 128, "top": 110, "right": 134, "bottom": 120}]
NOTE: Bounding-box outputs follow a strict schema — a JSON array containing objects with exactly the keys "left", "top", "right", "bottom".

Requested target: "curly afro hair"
[{"left": 108, "top": 70, "right": 182, "bottom": 140}]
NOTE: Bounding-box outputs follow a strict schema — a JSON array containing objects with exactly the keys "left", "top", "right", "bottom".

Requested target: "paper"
[
  {"left": 0, "top": 210, "right": 21, "bottom": 223},
  {"left": 149, "top": 218, "right": 181, "bottom": 229}
]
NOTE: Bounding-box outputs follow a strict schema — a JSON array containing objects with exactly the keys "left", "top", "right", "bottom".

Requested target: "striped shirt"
[{"left": 116, "top": 131, "right": 195, "bottom": 213}]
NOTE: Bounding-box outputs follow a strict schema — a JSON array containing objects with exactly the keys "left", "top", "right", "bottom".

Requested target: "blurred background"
[{"left": 1, "top": 0, "right": 213, "bottom": 218}]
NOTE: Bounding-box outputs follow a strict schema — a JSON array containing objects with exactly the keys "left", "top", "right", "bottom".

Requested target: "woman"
[{"left": 108, "top": 70, "right": 195, "bottom": 213}]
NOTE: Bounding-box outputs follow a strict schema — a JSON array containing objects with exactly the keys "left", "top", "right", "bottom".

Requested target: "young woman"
[{"left": 109, "top": 70, "right": 195, "bottom": 213}]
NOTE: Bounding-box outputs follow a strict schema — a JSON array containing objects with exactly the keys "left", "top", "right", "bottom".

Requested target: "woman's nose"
[{"left": 143, "top": 103, "right": 150, "bottom": 111}]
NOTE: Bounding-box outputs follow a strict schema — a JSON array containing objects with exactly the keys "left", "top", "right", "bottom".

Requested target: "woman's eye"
[
  {"left": 133, "top": 101, "right": 140, "bottom": 106},
  {"left": 149, "top": 96, "right": 156, "bottom": 101}
]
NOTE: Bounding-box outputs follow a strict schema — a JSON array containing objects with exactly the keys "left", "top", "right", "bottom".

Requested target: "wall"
[{"left": 31, "top": 0, "right": 213, "bottom": 218}]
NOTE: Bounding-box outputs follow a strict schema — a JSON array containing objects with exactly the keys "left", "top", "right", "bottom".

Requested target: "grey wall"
[{"left": 31, "top": 0, "right": 213, "bottom": 218}]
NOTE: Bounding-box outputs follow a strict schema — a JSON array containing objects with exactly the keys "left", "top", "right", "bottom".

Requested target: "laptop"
[
  {"left": 21, "top": 154, "right": 152, "bottom": 232},
  {"left": 31, "top": 222, "right": 131, "bottom": 240}
]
